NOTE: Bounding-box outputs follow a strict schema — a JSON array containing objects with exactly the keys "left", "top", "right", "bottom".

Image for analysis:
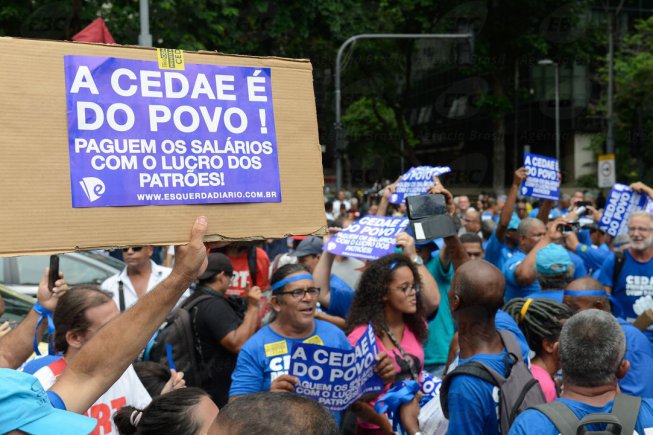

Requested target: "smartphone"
[
  {"left": 406, "top": 194, "right": 447, "bottom": 220},
  {"left": 48, "top": 255, "right": 59, "bottom": 291}
]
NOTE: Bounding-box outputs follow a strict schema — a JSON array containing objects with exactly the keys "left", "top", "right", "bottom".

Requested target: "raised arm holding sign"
[{"left": 521, "top": 153, "right": 560, "bottom": 201}]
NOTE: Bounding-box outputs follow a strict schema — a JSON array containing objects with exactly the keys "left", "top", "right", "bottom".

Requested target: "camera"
[{"left": 557, "top": 221, "right": 580, "bottom": 234}]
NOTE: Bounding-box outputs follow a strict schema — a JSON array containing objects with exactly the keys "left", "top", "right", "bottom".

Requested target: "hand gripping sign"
[
  {"left": 289, "top": 323, "right": 384, "bottom": 412},
  {"left": 64, "top": 55, "right": 281, "bottom": 208},
  {"left": 521, "top": 153, "right": 559, "bottom": 201},
  {"left": 389, "top": 166, "right": 452, "bottom": 205},
  {"left": 599, "top": 183, "right": 650, "bottom": 237},
  {"left": 324, "top": 215, "right": 409, "bottom": 261}
]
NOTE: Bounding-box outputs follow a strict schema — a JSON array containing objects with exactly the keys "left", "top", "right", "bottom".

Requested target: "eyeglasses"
[
  {"left": 122, "top": 247, "right": 143, "bottom": 253},
  {"left": 393, "top": 285, "right": 420, "bottom": 295},
  {"left": 275, "top": 287, "right": 321, "bottom": 300},
  {"left": 628, "top": 227, "right": 652, "bottom": 234}
]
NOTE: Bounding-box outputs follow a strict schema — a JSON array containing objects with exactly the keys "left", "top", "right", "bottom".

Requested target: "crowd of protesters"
[{"left": 2, "top": 167, "right": 653, "bottom": 435}]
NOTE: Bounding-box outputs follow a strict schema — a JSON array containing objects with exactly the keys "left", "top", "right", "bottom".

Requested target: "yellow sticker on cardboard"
[
  {"left": 264, "top": 340, "right": 288, "bottom": 357},
  {"left": 157, "top": 48, "right": 185, "bottom": 70},
  {"left": 303, "top": 335, "right": 324, "bottom": 345}
]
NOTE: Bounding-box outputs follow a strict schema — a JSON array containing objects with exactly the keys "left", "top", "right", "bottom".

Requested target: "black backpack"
[
  {"left": 440, "top": 329, "right": 546, "bottom": 434},
  {"left": 144, "top": 293, "right": 213, "bottom": 387},
  {"left": 528, "top": 394, "right": 641, "bottom": 435}
]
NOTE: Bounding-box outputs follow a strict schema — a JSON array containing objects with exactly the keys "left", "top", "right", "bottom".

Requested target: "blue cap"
[
  {"left": 507, "top": 215, "right": 521, "bottom": 231},
  {"left": 0, "top": 369, "right": 97, "bottom": 434},
  {"left": 536, "top": 244, "right": 571, "bottom": 275}
]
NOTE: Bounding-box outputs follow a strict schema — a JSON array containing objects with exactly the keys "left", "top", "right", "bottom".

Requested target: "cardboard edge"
[
  {"left": 0, "top": 37, "right": 312, "bottom": 65},
  {"left": 0, "top": 226, "right": 329, "bottom": 257}
]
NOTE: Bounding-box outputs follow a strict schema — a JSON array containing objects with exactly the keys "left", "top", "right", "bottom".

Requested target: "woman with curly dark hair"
[{"left": 346, "top": 250, "right": 430, "bottom": 434}]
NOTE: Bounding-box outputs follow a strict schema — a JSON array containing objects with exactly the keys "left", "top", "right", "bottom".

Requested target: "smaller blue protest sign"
[
  {"left": 599, "top": 183, "right": 649, "bottom": 237},
  {"left": 289, "top": 323, "right": 383, "bottom": 412},
  {"left": 324, "top": 215, "right": 409, "bottom": 260},
  {"left": 521, "top": 153, "right": 559, "bottom": 201},
  {"left": 390, "top": 166, "right": 451, "bottom": 205}
]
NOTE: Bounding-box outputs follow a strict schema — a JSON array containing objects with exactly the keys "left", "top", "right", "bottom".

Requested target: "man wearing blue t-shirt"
[
  {"left": 445, "top": 260, "right": 529, "bottom": 435},
  {"left": 505, "top": 218, "right": 587, "bottom": 302},
  {"left": 597, "top": 211, "right": 653, "bottom": 346},
  {"left": 485, "top": 168, "right": 525, "bottom": 271},
  {"left": 564, "top": 277, "right": 653, "bottom": 398},
  {"left": 509, "top": 309, "right": 653, "bottom": 434}
]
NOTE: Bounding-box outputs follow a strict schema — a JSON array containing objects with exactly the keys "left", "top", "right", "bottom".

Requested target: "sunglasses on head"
[{"left": 122, "top": 246, "right": 144, "bottom": 253}]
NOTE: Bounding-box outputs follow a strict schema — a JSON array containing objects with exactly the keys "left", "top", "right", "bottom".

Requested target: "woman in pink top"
[
  {"left": 504, "top": 297, "right": 573, "bottom": 402},
  {"left": 346, "top": 253, "right": 428, "bottom": 435}
]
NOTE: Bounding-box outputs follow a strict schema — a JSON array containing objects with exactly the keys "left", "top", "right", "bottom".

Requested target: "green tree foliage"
[{"left": 611, "top": 16, "right": 653, "bottom": 184}]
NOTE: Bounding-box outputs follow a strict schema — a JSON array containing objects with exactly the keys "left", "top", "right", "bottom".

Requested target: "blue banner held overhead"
[
  {"left": 390, "top": 166, "right": 451, "bottom": 205},
  {"left": 521, "top": 153, "right": 559, "bottom": 201},
  {"left": 324, "top": 215, "right": 409, "bottom": 261},
  {"left": 64, "top": 55, "right": 281, "bottom": 208},
  {"left": 599, "top": 184, "right": 649, "bottom": 237},
  {"left": 289, "top": 323, "right": 384, "bottom": 411}
]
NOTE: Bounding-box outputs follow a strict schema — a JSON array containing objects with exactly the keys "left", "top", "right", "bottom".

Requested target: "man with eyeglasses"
[
  {"left": 101, "top": 246, "right": 189, "bottom": 311},
  {"left": 192, "top": 252, "right": 261, "bottom": 408},
  {"left": 598, "top": 209, "right": 653, "bottom": 346}
]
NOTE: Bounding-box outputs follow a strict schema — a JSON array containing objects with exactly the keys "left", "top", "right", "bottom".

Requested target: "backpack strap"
[
  {"left": 609, "top": 393, "right": 641, "bottom": 435},
  {"left": 440, "top": 361, "right": 500, "bottom": 419},
  {"left": 497, "top": 329, "right": 523, "bottom": 362},
  {"left": 612, "top": 251, "right": 626, "bottom": 289},
  {"left": 529, "top": 402, "right": 579, "bottom": 435},
  {"left": 248, "top": 246, "right": 258, "bottom": 286},
  {"left": 181, "top": 293, "right": 213, "bottom": 311},
  {"left": 118, "top": 280, "right": 125, "bottom": 312}
]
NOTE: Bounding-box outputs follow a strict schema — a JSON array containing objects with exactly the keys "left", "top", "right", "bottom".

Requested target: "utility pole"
[{"left": 138, "top": 0, "right": 152, "bottom": 47}]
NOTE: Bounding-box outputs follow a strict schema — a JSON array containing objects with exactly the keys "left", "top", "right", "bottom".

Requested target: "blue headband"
[
  {"left": 563, "top": 289, "right": 609, "bottom": 297},
  {"left": 271, "top": 274, "right": 313, "bottom": 292}
]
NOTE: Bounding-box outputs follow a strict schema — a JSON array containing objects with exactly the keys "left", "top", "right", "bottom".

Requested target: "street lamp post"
[
  {"left": 538, "top": 59, "right": 560, "bottom": 165},
  {"left": 334, "top": 33, "right": 473, "bottom": 192}
]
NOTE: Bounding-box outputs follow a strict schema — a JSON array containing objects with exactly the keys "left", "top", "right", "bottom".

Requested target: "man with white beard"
[{"left": 598, "top": 206, "right": 653, "bottom": 347}]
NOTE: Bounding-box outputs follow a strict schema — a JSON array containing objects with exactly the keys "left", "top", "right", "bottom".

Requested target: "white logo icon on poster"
[{"left": 79, "top": 177, "right": 106, "bottom": 202}]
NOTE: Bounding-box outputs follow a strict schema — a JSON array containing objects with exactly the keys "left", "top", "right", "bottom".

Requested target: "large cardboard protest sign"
[
  {"left": 521, "top": 153, "right": 560, "bottom": 201},
  {"left": 0, "top": 38, "right": 325, "bottom": 255},
  {"left": 389, "top": 166, "right": 451, "bottom": 205},
  {"left": 599, "top": 184, "right": 650, "bottom": 237},
  {"left": 324, "top": 215, "right": 409, "bottom": 261},
  {"left": 289, "top": 323, "right": 384, "bottom": 411}
]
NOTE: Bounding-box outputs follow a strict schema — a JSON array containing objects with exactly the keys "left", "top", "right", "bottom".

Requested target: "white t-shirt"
[
  {"left": 101, "top": 260, "right": 189, "bottom": 310},
  {"left": 34, "top": 358, "right": 151, "bottom": 435}
]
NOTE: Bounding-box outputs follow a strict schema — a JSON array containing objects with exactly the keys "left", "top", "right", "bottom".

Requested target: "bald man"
[
  {"left": 442, "top": 260, "right": 534, "bottom": 435},
  {"left": 564, "top": 277, "right": 653, "bottom": 398}
]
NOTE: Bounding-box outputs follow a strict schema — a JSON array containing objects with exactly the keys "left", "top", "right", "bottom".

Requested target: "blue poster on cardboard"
[
  {"left": 599, "top": 183, "right": 649, "bottom": 237},
  {"left": 64, "top": 55, "right": 281, "bottom": 207},
  {"left": 324, "top": 215, "right": 409, "bottom": 261},
  {"left": 520, "top": 153, "right": 559, "bottom": 201},
  {"left": 289, "top": 323, "right": 384, "bottom": 411},
  {"left": 390, "top": 166, "right": 452, "bottom": 205}
]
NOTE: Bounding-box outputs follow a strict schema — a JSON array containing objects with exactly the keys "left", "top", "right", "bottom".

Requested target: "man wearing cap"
[
  {"left": 563, "top": 277, "right": 653, "bottom": 398},
  {"left": 528, "top": 244, "right": 574, "bottom": 302},
  {"left": 193, "top": 252, "right": 261, "bottom": 408}
]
